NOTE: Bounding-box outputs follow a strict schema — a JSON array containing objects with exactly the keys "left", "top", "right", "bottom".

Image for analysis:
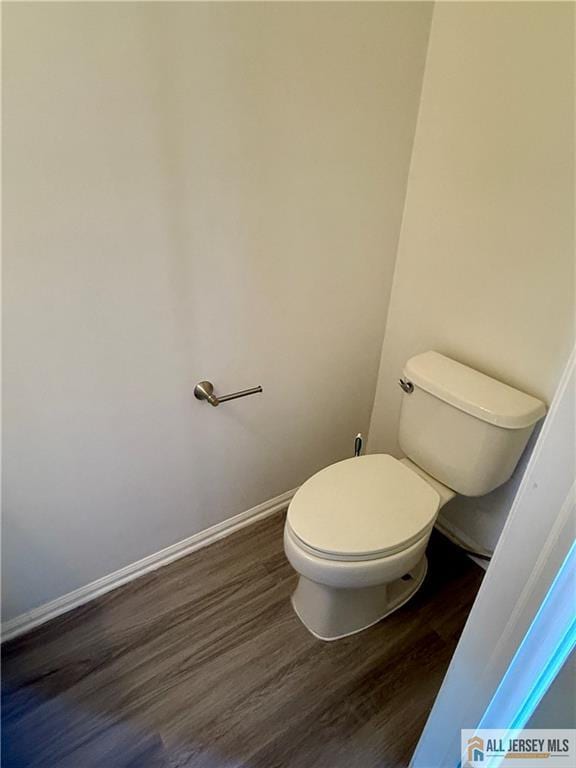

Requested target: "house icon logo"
[{"left": 467, "top": 736, "right": 485, "bottom": 762}]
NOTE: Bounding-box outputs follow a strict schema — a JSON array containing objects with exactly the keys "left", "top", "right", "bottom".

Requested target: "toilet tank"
[{"left": 398, "top": 351, "right": 546, "bottom": 496}]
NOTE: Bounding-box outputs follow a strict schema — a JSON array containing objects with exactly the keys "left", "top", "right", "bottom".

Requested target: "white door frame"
[{"left": 411, "top": 348, "right": 575, "bottom": 767}]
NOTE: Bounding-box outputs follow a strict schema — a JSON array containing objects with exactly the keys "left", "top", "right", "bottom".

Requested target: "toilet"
[{"left": 284, "top": 351, "right": 546, "bottom": 641}]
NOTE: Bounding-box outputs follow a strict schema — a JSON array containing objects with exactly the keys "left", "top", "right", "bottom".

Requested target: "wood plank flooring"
[{"left": 2, "top": 512, "right": 483, "bottom": 768}]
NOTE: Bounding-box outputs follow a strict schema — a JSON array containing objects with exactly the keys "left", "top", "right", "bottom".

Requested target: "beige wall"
[
  {"left": 368, "top": 1, "right": 575, "bottom": 552},
  {"left": 2, "top": 2, "right": 432, "bottom": 622}
]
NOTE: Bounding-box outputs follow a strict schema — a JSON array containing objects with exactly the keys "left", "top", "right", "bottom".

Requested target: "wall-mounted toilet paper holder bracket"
[{"left": 194, "top": 380, "right": 263, "bottom": 407}]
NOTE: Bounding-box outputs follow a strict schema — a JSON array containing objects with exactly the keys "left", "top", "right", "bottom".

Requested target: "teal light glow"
[{"left": 462, "top": 539, "right": 576, "bottom": 768}]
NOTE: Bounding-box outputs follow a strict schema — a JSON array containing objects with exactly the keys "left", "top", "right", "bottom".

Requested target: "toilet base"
[{"left": 291, "top": 556, "right": 428, "bottom": 641}]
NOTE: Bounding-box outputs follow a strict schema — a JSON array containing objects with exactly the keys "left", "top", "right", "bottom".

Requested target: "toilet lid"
[{"left": 287, "top": 454, "right": 440, "bottom": 560}]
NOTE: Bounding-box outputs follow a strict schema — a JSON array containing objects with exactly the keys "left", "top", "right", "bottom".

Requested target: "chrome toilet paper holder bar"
[{"left": 194, "top": 380, "right": 263, "bottom": 407}]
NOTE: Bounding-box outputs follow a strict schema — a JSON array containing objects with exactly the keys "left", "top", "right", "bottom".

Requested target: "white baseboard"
[{"left": 1, "top": 487, "right": 298, "bottom": 643}]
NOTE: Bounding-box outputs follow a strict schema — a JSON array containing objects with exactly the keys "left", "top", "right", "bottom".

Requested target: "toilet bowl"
[
  {"left": 284, "top": 454, "right": 454, "bottom": 640},
  {"left": 284, "top": 351, "right": 547, "bottom": 641}
]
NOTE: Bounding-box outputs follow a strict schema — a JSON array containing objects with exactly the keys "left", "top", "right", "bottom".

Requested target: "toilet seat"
[
  {"left": 287, "top": 454, "right": 440, "bottom": 561},
  {"left": 284, "top": 523, "right": 430, "bottom": 589},
  {"left": 286, "top": 523, "right": 431, "bottom": 562}
]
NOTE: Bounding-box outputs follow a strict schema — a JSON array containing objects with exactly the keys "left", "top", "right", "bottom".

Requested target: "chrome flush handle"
[{"left": 399, "top": 377, "right": 414, "bottom": 394}]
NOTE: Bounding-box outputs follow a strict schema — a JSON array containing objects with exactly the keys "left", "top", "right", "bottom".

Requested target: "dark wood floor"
[{"left": 2, "top": 512, "right": 483, "bottom": 768}]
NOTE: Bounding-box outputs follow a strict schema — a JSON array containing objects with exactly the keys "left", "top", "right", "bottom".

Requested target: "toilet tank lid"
[{"left": 404, "top": 351, "right": 547, "bottom": 429}]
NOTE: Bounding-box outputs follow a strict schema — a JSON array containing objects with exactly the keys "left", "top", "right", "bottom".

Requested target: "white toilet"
[{"left": 284, "top": 351, "right": 546, "bottom": 641}]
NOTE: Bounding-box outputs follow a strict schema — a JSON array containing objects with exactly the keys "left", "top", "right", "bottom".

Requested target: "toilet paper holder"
[{"left": 194, "top": 380, "right": 263, "bottom": 407}]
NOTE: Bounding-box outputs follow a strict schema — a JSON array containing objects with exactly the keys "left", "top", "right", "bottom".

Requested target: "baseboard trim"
[{"left": 1, "top": 487, "right": 298, "bottom": 643}]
